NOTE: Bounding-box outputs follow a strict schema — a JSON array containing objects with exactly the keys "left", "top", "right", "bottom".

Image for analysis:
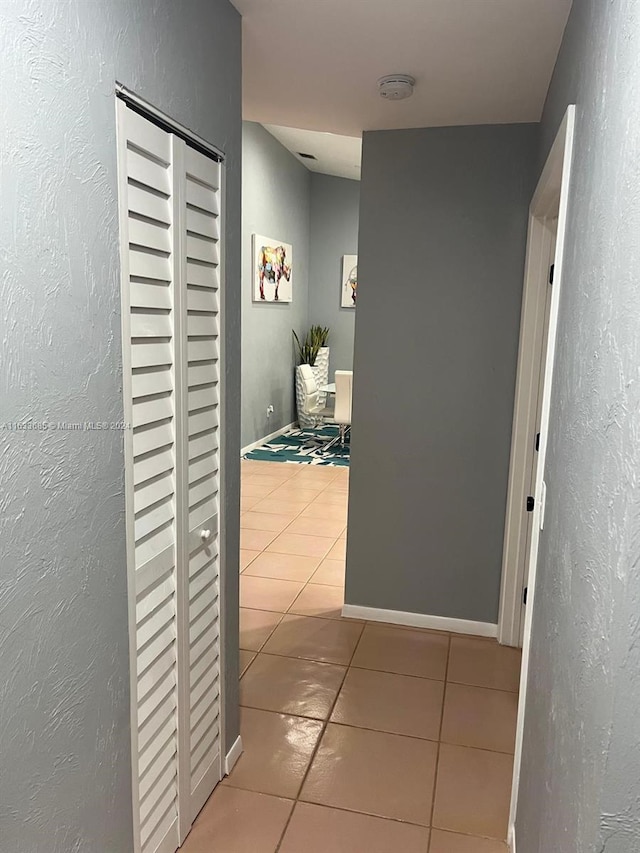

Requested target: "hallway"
[{"left": 182, "top": 461, "right": 520, "bottom": 852}]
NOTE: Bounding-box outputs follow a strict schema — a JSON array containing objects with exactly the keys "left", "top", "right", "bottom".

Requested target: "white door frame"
[
  {"left": 505, "top": 105, "right": 576, "bottom": 850},
  {"left": 498, "top": 105, "right": 576, "bottom": 648}
]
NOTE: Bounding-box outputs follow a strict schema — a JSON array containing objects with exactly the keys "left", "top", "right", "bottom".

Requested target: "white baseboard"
[
  {"left": 509, "top": 825, "right": 516, "bottom": 853},
  {"left": 224, "top": 735, "right": 243, "bottom": 776},
  {"left": 241, "top": 422, "right": 297, "bottom": 457},
  {"left": 341, "top": 604, "right": 498, "bottom": 638}
]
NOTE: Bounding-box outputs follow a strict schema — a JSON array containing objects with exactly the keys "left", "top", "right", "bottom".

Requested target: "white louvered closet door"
[{"left": 117, "top": 99, "right": 224, "bottom": 853}]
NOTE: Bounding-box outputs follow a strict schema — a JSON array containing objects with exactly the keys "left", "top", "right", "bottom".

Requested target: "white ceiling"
[
  {"left": 232, "top": 0, "right": 572, "bottom": 138},
  {"left": 263, "top": 125, "right": 362, "bottom": 180}
]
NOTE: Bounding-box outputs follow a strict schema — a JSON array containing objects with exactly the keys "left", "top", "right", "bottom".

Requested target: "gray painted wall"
[
  {"left": 346, "top": 124, "right": 538, "bottom": 624},
  {"left": 308, "top": 174, "right": 360, "bottom": 376},
  {"left": 516, "top": 2, "right": 640, "bottom": 851},
  {"left": 241, "top": 122, "right": 311, "bottom": 448},
  {"left": 0, "top": 2, "right": 241, "bottom": 851}
]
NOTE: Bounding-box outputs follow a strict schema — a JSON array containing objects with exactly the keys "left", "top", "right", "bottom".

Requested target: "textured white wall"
[
  {"left": 0, "top": 1, "right": 241, "bottom": 850},
  {"left": 516, "top": 1, "right": 640, "bottom": 851}
]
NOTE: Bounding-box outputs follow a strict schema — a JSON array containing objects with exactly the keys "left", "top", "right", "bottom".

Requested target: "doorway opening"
[{"left": 238, "top": 123, "right": 361, "bottom": 654}]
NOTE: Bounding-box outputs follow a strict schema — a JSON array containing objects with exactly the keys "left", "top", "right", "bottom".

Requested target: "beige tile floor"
[{"left": 183, "top": 460, "right": 521, "bottom": 853}]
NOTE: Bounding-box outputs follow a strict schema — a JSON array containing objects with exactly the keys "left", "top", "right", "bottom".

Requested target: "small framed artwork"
[
  {"left": 252, "top": 234, "right": 293, "bottom": 303},
  {"left": 341, "top": 255, "right": 358, "bottom": 308}
]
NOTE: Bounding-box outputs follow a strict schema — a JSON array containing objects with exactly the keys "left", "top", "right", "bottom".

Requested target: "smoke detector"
[{"left": 377, "top": 74, "right": 416, "bottom": 101}]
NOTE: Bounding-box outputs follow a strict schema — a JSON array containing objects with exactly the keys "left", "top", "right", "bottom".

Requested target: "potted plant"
[{"left": 293, "top": 326, "right": 330, "bottom": 427}]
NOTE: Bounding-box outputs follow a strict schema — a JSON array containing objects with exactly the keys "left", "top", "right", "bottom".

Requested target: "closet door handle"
[{"left": 200, "top": 529, "right": 212, "bottom": 542}]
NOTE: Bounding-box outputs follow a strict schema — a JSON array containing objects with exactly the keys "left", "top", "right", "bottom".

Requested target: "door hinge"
[
  {"left": 526, "top": 496, "right": 535, "bottom": 512},
  {"left": 549, "top": 263, "right": 555, "bottom": 284},
  {"left": 535, "top": 432, "right": 540, "bottom": 451},
  {"left": 523, "top": 587, "right": 528, "bottom": 605}
]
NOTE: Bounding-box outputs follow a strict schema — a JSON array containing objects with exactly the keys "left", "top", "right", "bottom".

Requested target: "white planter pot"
[
  {"left": 295, "top": 365, "right": 312, "bottom": 428},
  {"left": 295, "top": 347, "right": 330, "bottom": 428},
  {"left": 312, "top": 347, "right": 330, "bottom": 400}
]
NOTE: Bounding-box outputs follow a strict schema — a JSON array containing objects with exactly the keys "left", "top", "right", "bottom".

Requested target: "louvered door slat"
[
  {"left": 139, "top": 700, "right": 178, "bottom": 779},
  {"left": 140, "top": 738, "right": 178, "bottom": 802},
  {"left": 131, "top": 311, "right": 173, "bottom": 338},
  {"left": 188, "top": 406, "right": 218, "bottom": 436},
  {"left": 133, "top": 422, "right": 174, "bottom": 458},
  {"left": 187, "top": 314, "right": 217, "bottom": 337},
  {"left": 140, "top": 782, "right": 176, "bottom": 848},
  {"left": 186, "top": 260, "right": 218, "bottom": 287},
  {"left": 133, "top": 395, "right": 174, "bottom": 429},
  {"left": 185, "top": 146, "right": 221, "bottom": 188},
  {"left": 186, "top": 180, "right": 218, "bottom": 215},
  {"left": 132, "top": 367, "right": 174, "bottom": 398},
  {"left": 131, "top": 342, "right": 173, "bottom": 369},
  {"left": 191, "top": 669, "right": 219, "bottom": 715},
  {"left": 188, "top": 361, "right": 218, "bottom": 387},
  {"left": 131, "top": 281, "right": 172, "bottom": 310},
  {"left": 187, "top": 207, "right": 219, "bottom": 240},
  {"left": 190, "top": 647, "right": 218, "bottom": 693},
  {"left": 188, "top": 430, "right": 218, "bottom": 462},
  {"left": 190, "top": 560, "right": 216, "bottom": 601},
  {"left": 188, "top": 452, "right": 217, "bottom": 484},
  {"left": 130, "top": 218, "right": 172, "bottom": 254},
  {"left": 130, "top": 248, "right": 172, "bottom": 281},
  {"left": 186, "top": 235, "right": 219, "bottom": 265},
  {"left": 136, "top": 528, "right": 175, "bottom": 572},
  {"left": 135, "top": 474, "right": 174, "bottom": 515},
  {"left": 134, "top": 447, "right": 174, "bottom": 487},
  {"left": 127, "top": 148, "right": 171, "bottom": 195},
  {"left": 188, "top": 384, "right": 217, "bottom": 411},
  {"left": 137, "top": 594, "right": 174, "bottom": 648},
  {"left": 187, "top": 287, "right": 218, "bottom": 312},
  {"left": 128, "top": 184, "right": 172, "bottom": 226},
  {"left": 125, "top": 108, "right": 172, "bottom": 162},
  {"left": 139, "top": 674, "right": 175, "bottom": 734}
]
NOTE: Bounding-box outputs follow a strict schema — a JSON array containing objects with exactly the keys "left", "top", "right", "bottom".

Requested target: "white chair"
[
  {"left": 299, "top": 364, "right": 334, "bottom": 428},
  {"left": 327, "top": 370, "right": 352, "bottom": 449}
]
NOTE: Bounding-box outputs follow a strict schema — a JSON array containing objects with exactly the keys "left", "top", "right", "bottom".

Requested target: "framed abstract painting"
[
  {"left": 341, "top": 254, "right": 357, "bottom": 308},
  {"left": 252, "top": 234, "right": 293, "bottom": 302}
]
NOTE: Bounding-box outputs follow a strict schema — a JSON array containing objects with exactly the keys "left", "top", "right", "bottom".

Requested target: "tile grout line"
[
  {"left": 272, "top": 616, "right": 367, "bottom": 853},
  {"left": 428, "top": 632, "right": 452, "bottom": 844},
  {"left": 234, "top": 702, "right": 520, "bottom": 756},
  {"left": 240, "top": 640, "right": 520, "bottom": 695},
  {"left": 242, "top": 520, "right": 343, "bottom": 565}
]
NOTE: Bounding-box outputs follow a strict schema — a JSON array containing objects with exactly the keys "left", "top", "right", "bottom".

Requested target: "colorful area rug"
[{"left": 243, "top": 426, "right": 350, "bottom": 467}]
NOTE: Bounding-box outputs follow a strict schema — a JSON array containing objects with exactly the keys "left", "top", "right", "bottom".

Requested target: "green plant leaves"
[{"left": 293, "top": 326, "right": 329, "bottom": 366}]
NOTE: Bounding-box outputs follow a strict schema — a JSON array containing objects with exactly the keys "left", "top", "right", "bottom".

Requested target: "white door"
[
  {"left": 498, "top": 106, "right": 576, "bottom": 649},
  {"left": 519, "top": 226, "right": 557, "bottom": 643},
  {"left": 117, "top": 99, "right": 224, "bottom": 853}
]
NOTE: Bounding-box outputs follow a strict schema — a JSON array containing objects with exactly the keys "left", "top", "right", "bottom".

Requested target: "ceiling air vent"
[{"left": 297, "top": 152, "right": 317, "bottom": 160}]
